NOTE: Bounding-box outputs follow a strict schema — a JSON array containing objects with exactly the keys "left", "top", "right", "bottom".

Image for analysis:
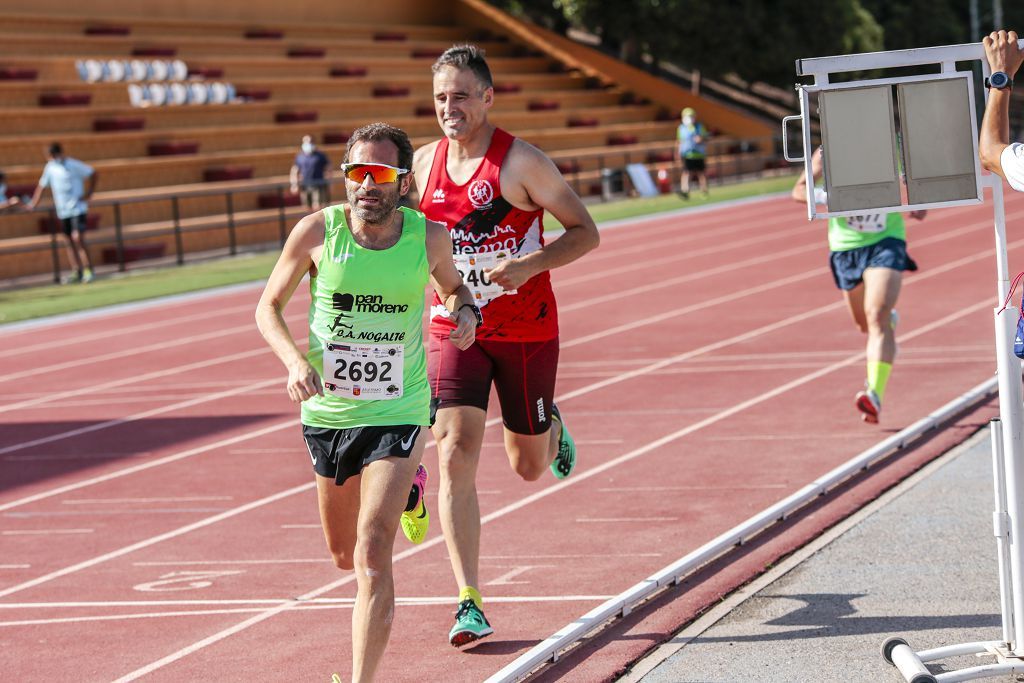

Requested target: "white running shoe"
[{"left": 855, "top": 386, "right": 882, "bottom": 424}]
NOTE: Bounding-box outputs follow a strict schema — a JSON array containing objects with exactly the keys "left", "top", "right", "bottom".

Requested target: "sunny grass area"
[{"left": 0, "top": 174, "right": 797, "bottom": 325}]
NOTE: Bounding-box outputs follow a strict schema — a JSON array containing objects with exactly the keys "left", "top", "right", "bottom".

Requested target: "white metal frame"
[{"left": 796, "top": 40, "right": 1024, "bottom": 683}]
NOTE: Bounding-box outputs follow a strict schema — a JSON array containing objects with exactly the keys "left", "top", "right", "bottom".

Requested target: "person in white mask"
[{"left": 290, "top": 135, "right": 331, "bottom": 209}]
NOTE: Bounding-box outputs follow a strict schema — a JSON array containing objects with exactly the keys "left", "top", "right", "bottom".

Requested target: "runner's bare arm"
[
  {"left": 488, "top": 141, "right": 600, "bottom": 291},
  {"left": 980, "top": 31, "right": 1024, "bottom": 178},
  {"left": 426, "top": 220, "right": 477, "bottom": 350},
  {"left": 409, "top": 142, "right": 440, "bottom": 210},
  {"left": 255, "top": 211, "right": 326, "bottom": 402},
  {"left": 791, "top": 147, "right": 823, "bottom": 203}
]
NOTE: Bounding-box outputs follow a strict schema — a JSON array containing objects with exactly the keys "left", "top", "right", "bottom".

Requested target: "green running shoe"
[
  {"left": 449, "top": 599, "right": 493, "bottom": 647},
  {"left": 400, "top": 465, "right": 429, "bottom": 544},
  {"left": 549, "top": 403, "right": 576, "bottom": 479}
]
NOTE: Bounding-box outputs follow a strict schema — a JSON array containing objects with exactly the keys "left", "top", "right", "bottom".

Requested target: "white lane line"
[
  {"left": 63, "top": 497, "right": 234, "bottom": 505},
  {"left": 557, "top": 221, "right": 817, "bottom": 288},
  {"left": 0, "top": 482, "right": 312, "bottom": 599},
  {"left": 0, "top": 280, "right": 268, "bottom": 338},
  {"left": 0, "top": 420, "right": 295, "bottom": 513},
  {"left": 2, "top": 529, "right": 93, "bottom": 535},
  {"left": 576, "top": 518, "right": 678, "bottom": 523},
  {"left": 0, "top": 224, "right": 1009, "bottom": 511},
  {"left": 0, "top": 595, "right": 615, "bottom": 628},
  {"left": 0, "top": 595, "right": 614, "bottom": 609},
  {"left": 133, "top": 559, "right": 327, "bottom": 566},
  {"left": 0, "top": 301, "right": 258, "bottom": 359},
  {"left": 0, "top": 373, "right": 282, "bottom": 458},
  {"left": 0, "top": 347, "right": 268, "bottom": 415},
  {"left": 481, "top": 554, "right": 663, "bottom": 559},
  {"left": 599, "top": 485, "right": 788, "bottom": 492},
  {"left": 0, "top": 310, "right": 301, "bottom": 387},
  {"left": 0, "top": 564, "right": 30, "bottom": 569},
  {"left": 109, "top": 297, "right": 993, "bottom": 682},
  {"left": 4, "top": 453, "right": 151, "bottom": 462}
]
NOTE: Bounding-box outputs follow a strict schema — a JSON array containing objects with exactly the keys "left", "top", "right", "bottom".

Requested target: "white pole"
[
  {"left": 993, "top": 299, "right": 1024, "bottom": 652},
  {"left": 990, "top": 418, "right": 1014, "bottom": 646}
]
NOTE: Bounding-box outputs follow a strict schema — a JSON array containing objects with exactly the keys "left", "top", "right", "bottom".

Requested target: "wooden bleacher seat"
[{"left": 0, "top": 6, "right": 777, "bottom": 280}]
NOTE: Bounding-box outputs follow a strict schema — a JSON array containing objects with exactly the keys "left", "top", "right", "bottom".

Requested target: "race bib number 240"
[{"left": 453, "top": 251, "right": 516, "bottom": 306}]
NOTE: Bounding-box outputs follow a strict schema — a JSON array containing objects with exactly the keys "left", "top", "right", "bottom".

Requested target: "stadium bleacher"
[{"left": 0, "top": 0, "right": 778, "bottom": 281}]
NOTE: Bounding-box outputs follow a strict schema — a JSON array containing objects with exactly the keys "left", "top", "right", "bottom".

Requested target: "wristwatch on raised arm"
[
  {"left": 985, "top": 71, "right": 1014, "bottom": 90},
  {"left": 458, "top": 303, "right": 484, "bottom": 328}
]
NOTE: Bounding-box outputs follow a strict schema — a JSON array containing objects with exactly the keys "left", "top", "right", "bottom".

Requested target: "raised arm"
[{"left": 979, "top": 30, "right": 1024, "bottom": 178}]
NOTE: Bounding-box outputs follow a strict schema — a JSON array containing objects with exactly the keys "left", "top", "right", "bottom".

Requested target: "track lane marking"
[
  {"left": 106, "top": 295, "right": 994, "bottom": 681},
  {"left": 0, "top": 226, "right": 1012, "bottom": 510}
]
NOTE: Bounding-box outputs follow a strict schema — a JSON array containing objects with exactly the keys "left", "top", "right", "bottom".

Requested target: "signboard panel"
[
  {"left": 897, "top": 77, "right": 980, "bottom": 204},
  {"left": 819, "top": 85, "right": 902, "bottom": 212}
]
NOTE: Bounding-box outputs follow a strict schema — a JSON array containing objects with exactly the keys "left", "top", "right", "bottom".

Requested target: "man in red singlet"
[{"left": 412, "top": 44, "right": 600, "bottom": 646}]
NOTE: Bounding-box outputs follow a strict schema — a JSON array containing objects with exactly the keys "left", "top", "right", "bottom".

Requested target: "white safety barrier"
[{"left": 488, "top": 376, "right": 1000, "bottom": 682}]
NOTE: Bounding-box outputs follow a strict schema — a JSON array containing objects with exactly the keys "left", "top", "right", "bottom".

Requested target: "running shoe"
[
  {"left": 60, "top": 270, "right": 82, "bottom": 285},
  {"left": 400, "top": 464, "right": 429, "bottom": 544},
  {"left": 331, "top": 674, "right": 342, "bottom": 683},
  {"left": 549, "top": 403, "right": 577, "bottom": 479},
  {"left": 82, "top": 267, "right": 94, "bottom": 284},
  {"left": 449, "top": 599, "right": 493, "bottom": 647},
  {"left": 855, "top": 386, "right": 882, "bottom": 424}
]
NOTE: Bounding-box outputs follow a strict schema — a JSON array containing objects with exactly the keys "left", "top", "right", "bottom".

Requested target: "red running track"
[{"left": 0, "top": 191, "right": 1018, "bottom": 682}]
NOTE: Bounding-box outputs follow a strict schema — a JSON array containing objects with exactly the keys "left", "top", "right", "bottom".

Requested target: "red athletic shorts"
[{"left": 427, "top": 335, "right": 559, "bottom": 435}]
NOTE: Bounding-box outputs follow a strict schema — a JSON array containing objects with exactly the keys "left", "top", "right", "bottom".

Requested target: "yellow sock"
[
  {"left": 867, "top": 361, "right": 893, "bottom": 401},
  {"left": 459, "top": 586, "right": 482, "bottom": 609}
]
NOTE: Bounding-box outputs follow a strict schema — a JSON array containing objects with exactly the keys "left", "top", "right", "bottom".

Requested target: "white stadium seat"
[
  {"left": 170, "top": 59, "right": 188, "bottom": 81},
  {"left": 168, "top": 82, "right": 189, "bottom": 105},
  {"left": 188, "top": 82, "right": 209, "bottom": 104},
  {"left": 106, "top": 59, "right": 128, "bottom": 82},
  {"left": 127, "top": 83, "right": 150, "bottom": 107}
]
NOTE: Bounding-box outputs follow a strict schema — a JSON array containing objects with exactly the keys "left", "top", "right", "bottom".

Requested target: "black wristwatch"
[
  {"left": 458, "top": 303, "right": 484, "bottom": 327},
  {"left": 986, "top": 71, "right": 1014, "bottom": 90}
]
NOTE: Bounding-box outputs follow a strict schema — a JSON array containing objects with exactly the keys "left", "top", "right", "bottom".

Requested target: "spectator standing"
[
  {"left": 290, "top": 135, "right": 331, "bottom": 209},
  {"left": 676, "top": 107, "right": 710, "bottom": 199}
]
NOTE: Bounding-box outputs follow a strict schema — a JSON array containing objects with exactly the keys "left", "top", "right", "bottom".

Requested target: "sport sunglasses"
[{"left": 340, "top": 162, "right": 409, "bottom": 184}]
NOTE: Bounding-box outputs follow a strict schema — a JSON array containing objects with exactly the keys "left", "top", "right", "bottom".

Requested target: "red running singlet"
[{"left": 419, "top": 128, "right": 558, "bottom": 342}]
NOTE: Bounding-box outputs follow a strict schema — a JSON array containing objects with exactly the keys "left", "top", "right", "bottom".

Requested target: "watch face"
[{"left": 992, "top": 72, "right": 1010, "bottom": 88}]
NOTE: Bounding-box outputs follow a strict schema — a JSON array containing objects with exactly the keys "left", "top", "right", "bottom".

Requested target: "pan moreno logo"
[{"left": 333, "top": 292, "right": 409, "bottom": 314}]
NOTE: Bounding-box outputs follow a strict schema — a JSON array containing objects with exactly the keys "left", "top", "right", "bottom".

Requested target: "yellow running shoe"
[{"left": 400, "top": 464, "right": 429, "bottom": 544}]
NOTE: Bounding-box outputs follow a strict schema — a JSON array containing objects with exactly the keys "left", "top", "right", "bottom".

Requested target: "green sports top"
[
  {"left": 815, "top": 187, "right": 906, "bottom": 252},
  {"left": 301, "top": 205, "right": 431, "bottom": 429}
]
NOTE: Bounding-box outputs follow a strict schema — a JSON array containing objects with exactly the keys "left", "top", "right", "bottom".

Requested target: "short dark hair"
[
  {"left": 431, "top": 44, "right": 493, "bottom": 89},
  {"left": 48, "top": 142, "right": 63, "bottom": 157},
  {"left": 343, "top": 122, "right": 414, "bottom": 171}
]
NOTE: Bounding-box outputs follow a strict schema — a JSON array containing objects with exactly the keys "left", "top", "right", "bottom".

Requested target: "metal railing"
[
  {"left": 3, "top": 175, "right": 345, "bottom": 284},
  {"left": 1, "top": 135, "right": 794, "bottom": 285}
]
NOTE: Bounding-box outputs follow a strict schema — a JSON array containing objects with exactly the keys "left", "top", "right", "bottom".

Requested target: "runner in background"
[
  {"left": 792, "top": 146, "right": 926, "bottom": 423},
  {"left": 412, "top": 44, "right": 600, "bottom": 646}
]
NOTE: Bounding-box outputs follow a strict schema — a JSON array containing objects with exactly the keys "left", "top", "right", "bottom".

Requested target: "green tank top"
[
  {"left": 817, "top": 188, "right": 907, "bottom": 252},
  {"left": 301, "top": 205, "right": 431, "bottom": 429}
]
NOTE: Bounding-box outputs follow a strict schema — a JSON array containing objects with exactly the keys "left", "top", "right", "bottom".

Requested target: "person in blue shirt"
[
  {"left": 676, "top": 107, "right": 709, "bottom": 199},
  {"left": 27, "top": 143, "right": 98, "bottom": 283},
  {"left": 290, "top": 135, "right": 331, "bottom": 209},
  {"left": 0, "top": 171, "right": 23, "bottom": 212}
]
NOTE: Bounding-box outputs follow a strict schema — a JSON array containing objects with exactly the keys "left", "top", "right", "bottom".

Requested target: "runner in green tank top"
[
  {"left": 793, "top": 147, "right": 927, "bottom": 424},
  {"left": 256, "top": 123, "right": 479, "bottom": 683}
]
